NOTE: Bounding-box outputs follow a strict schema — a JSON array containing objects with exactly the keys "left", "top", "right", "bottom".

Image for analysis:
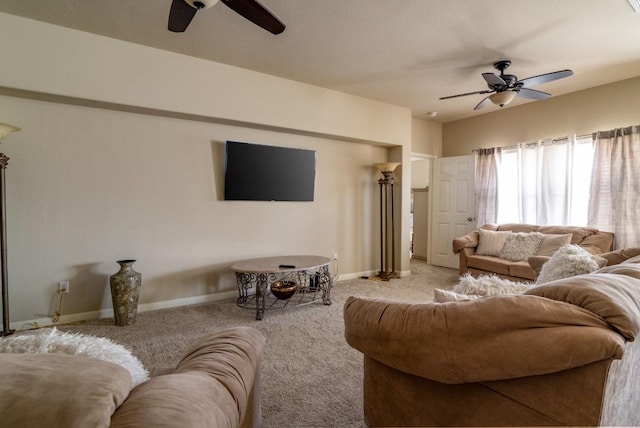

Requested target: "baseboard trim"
[
  {"left": 11, "top": 290, "right": 239, "bottom": 333},
  {"left": 11, "top": 267, "right": 414, "bottom": 332}
]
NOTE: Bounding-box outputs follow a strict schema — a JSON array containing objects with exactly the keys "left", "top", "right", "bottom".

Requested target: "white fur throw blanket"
[
  {"left": 435, "top": 274, "right": 533, "bottom": 302},
  {"left": 0, "top": 328, "right": 149, "bottom": 387},
  {"left": 454, "top": 273, "right": 534, "bottom": 296}
]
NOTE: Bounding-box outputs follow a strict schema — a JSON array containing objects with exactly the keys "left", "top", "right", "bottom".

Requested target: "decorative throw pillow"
[
  {"left": 537, "top": 233, "right": 573, "bottom": 256},
  {"left": 501, "top": 232, "right": 545, "bottom": 261},
  {"left": 536, "top": 244, "right": 608, "bottom": 284},
  {"left": 476, "top": 229, "right": 512, "bottom": 257},
  {"left": 0, "top": 328, "right": 149, "bottom": 387}
]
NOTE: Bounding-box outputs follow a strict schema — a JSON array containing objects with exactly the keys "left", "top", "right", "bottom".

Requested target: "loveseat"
[
  {"left": 0, "top": 326, "right": 266, "bottom": 428},
  {"left": 344, "top": 257, "right": 640, "bottom": 427},
  {"left": 452, "top": 223, "right": 614, "bottom": 281}
]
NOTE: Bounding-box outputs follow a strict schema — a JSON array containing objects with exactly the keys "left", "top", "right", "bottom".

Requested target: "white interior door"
[{"left": 430, "top": 155, "right": 475, "bottom": 269}]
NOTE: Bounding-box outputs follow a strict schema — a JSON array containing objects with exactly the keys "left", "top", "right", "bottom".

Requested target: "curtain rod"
[{"left": 472, "top": 132, "right": 592, "bottom": 153}]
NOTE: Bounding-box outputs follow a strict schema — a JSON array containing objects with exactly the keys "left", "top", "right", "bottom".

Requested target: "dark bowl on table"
[{"left": 270, "top": 280, "right": 298, "bottom": 300}]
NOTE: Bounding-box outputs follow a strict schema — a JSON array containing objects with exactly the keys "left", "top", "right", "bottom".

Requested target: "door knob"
[{"left": 467, "top": 217, "right": 473, "bottom": 222}]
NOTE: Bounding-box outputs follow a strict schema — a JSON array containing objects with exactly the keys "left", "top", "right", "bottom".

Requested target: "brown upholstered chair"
[{"left": 345, "top": 257, "right": 640, "bottom": 427}]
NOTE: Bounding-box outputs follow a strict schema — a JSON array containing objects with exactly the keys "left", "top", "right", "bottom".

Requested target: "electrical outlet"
[
  {"left": 58, "top": 280, "right": 70, "bottom": 294},
  {"left": 332, "top": 252, "right": 339, "bottom": 261}
]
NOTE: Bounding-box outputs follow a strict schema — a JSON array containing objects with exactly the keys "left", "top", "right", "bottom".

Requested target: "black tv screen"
[{"left": 224, "top": 141, "right": 316, "bottom": 201}]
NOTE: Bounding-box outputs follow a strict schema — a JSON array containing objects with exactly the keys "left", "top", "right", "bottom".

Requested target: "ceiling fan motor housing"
[
  {"left": 502, "top": 75, "right": 517, "bottom": 86},
  {"left": 186, "top": 0, "right": 218, "bottom": 9}
]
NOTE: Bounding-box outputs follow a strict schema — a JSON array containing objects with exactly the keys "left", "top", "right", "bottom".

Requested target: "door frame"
[{"left": 410, "top": 152, "right": 435, "bottom": 263}]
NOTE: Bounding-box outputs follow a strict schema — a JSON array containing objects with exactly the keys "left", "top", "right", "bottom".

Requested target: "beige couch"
[
  {"left": 452, "top": 223, "right": 614, "bottom": 281},
  {"left": 0, "top": 326, "right": 265, "bottom": 428},
  {"left": 344, "top": 257, "right": 640, "bottom": 427}
]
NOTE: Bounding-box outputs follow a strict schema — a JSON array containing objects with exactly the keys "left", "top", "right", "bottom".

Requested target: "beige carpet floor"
[{"left": 60, "top": 259, "right": 459, "bottom": 428}]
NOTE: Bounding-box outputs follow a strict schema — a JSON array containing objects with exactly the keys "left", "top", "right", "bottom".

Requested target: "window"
[{"left": 496, "top": 135, "right": 594, "bottom": 226}]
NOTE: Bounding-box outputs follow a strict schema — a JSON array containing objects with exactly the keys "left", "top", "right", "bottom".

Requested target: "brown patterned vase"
[{"left": 110, "top": 259, "right": 141, "bottom": 326}]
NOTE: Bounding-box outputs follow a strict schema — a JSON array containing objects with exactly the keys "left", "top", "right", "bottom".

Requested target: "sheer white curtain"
[
  {"left": 474, "top": 148, "right": 500, "bottom": 227},
  {"left": 588, "top": 125, "right": 640, "bottom": 249},
  {"left": 496, "top": 136, "right": 593, "bottom": 226}
]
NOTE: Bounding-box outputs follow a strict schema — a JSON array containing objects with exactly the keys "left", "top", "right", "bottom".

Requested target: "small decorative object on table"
[
  {"left": 270, "top": 280, "right": 298, "bottom": 300},
  {"left": 110, "top": 259, "right": 142, "bottom": 326}
]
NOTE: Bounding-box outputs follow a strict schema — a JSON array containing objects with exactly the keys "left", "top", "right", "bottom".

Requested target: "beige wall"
[
  {"left": 412, "top": 118, "right": 442, "bottom": 157},
  {"left": 0, "top": 13, "right": 413, "bottom": 328},
  {"left": 442, "top": 76, "right": 640, "bottom": 156}
]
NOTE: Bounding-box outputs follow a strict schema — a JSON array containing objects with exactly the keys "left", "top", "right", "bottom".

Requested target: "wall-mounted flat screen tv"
[{"left": 224, "top": 141, "right": 316, "bottom": 201}]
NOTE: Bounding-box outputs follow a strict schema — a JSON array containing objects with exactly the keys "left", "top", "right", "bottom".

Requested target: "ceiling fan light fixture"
[{"left": 489, "top": 91, "right": 517, "bottom": 107}]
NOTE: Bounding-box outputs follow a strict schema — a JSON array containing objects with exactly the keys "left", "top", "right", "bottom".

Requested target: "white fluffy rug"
[
  {"left": 453, "top": 273, "right": 534, "bottom": 296},
  {"left": 435, "top": 274, "right": 533, "bottom": 302},
  {"left": 0, "top": 328, "right": 149, "bottom": 387}
]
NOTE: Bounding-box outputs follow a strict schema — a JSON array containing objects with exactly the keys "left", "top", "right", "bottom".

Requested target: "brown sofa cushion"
[
  {"left": 536, "top": 225, "right": 600, "bottom": 244},
  {"left": 113, "top": 371, "right": 240, "bottom": 428},
  {"left": 467, "top": 255, "right": 511, "bottom": 275},
  {"left": 509, "top": 261, "right": 537, "bottom": 280},
  {"left": 525, "top": 262, "right": 640, "bottom": 340},
  {"left": 344, "top": 294, "right": 625, "bottom": 384},
  {"left": 0, "top": 353, "right": 131, "bottom": 428},
  {"left": 600, "top": 248, "right": 640, "bottom": 266},
  {"left": 112, "top": 326, "right": 266, "bottom": 428},
  {"left": 528, "top": 255, "right": 551, "bottom": 275}
]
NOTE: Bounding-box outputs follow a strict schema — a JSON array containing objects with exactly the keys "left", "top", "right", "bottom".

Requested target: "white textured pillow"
[
  {"left": 476, "top": 229, "right": 512, "bottom": 256},
  {"left": 537, "top": 233, "right": 573, "bottom": 256},
  {"left": 501, "top": 232, "right": 545, "bottom": 261},
  {"left": 536, "top": 244, "right": 608, "bottom": 284}
]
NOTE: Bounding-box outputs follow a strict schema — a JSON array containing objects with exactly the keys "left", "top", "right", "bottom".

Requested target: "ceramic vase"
[{"left": 110, "top": 259, "right": 141, "bottom": 326}]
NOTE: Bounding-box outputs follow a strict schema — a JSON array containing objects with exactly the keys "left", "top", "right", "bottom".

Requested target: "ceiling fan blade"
[
  {"left": 482, "top": 72, "right": 506, "bottom": 86},
  {"left": 519, "top": 70, "right": 573, "bottom": 87},
  {"left": 168, "top": 0, "right": 198, "bottom": 32},
  {"left": 220, "top": 0, "right": 286, "bottom": 34},
  {"left": 473, "top": 96, "right": 492, "bottom": 110},
  {"left": 515, "top": 87, "right": 551, "bottom": 100},
  {"left": 439, "top": 89, "right": 492, "bottom": 100}
]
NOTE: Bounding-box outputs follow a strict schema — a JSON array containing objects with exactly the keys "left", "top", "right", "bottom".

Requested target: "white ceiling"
[{"left": 1, "top": 0, "right": 639, "bottom": 123}]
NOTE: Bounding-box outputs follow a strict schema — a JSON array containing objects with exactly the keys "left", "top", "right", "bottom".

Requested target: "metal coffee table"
[{"left": 231, "top": 255, "right": 332, "bottom": 320}]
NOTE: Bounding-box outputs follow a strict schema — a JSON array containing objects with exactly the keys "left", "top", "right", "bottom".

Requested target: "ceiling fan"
[
  {"left": 168, "top": 0, "right": 286, "bottom": 34},
  {"left": 439, "top": 60, "right": 573, "bottom": 110}
]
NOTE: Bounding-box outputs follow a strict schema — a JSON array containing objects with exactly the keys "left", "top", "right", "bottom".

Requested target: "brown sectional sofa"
[
  {"left": 344, "top": 256, "right": 640, "bottom": 427},
  {"left": 452, "top": 223, "right": 614, "bottom": 281},
  {"left": 0, "top": 326, "right": 266, "bottom": 428}
]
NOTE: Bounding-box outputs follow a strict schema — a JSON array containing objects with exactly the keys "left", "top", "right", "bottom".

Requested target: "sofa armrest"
[
  {"left": 111, "top": 326, "right": 266, "bottom": 428},
  {"left": 600, "top": 248, "right": 640, "bottom": 266},
  {"left": 452, "top": 231, "right": 479, "bottom": 254},
  {"left": 344, "top": 296, "right": 624, "bottom": 385},
  {"left": 458, "top": 247, "right": 476, "bottom": 275}
]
